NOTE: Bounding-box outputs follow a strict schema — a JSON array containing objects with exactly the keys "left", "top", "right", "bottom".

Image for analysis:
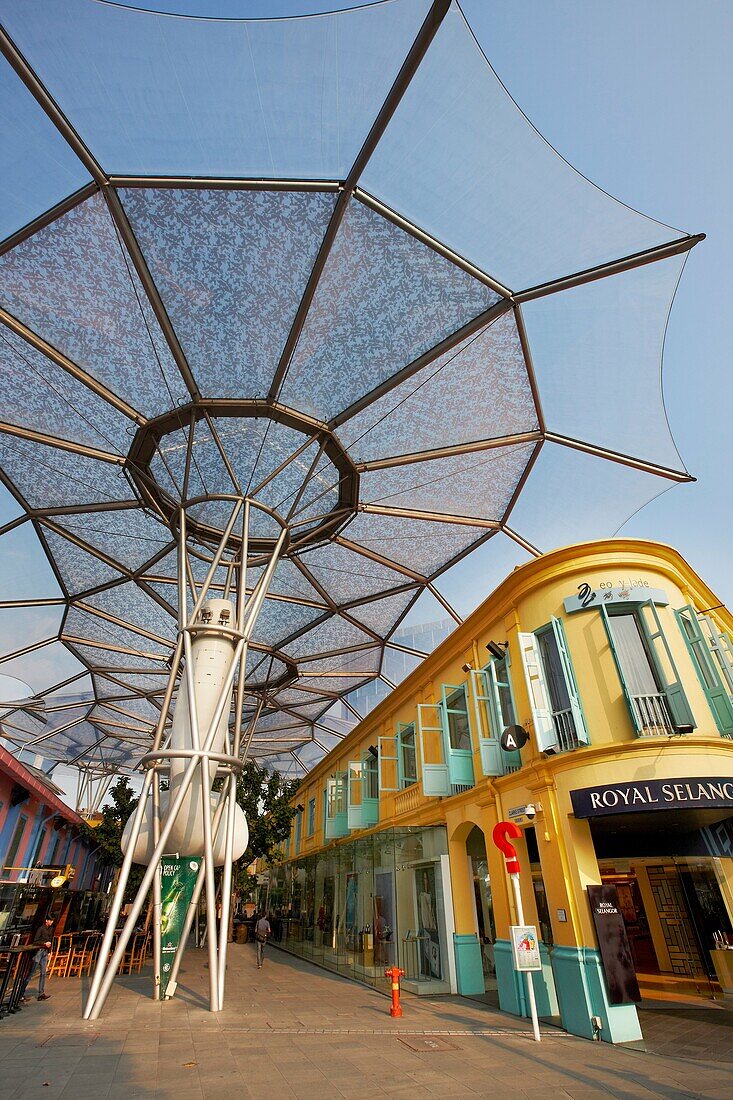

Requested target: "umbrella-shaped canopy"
[{"left": 0, "top": 0, "right": 700, "bottom": 779}]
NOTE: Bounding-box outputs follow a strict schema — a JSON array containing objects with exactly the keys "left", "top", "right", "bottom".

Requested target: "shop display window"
[{"left": 261, "top": 826, "right": 449, "bottom": 994}]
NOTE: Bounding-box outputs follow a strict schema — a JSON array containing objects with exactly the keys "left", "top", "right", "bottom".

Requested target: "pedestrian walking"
[
  {"left": 255, "top": 912, "right": 270, "bottom": 969},
  {"left": 20, "top": 916, "right": 54, "bottom": 1002}
]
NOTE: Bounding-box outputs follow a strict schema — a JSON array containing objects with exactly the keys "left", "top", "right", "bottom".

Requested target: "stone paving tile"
[{"left": 2, "top": 947, "right": 733, "bottom": 1099}]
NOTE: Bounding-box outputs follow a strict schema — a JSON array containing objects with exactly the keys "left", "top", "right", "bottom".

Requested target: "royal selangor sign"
[
  {"left": 587, "top": 885, "right": 641, "bottom": 1005},
  {"left": 571, "top": 777, "right": 733, "bottom": 818}
]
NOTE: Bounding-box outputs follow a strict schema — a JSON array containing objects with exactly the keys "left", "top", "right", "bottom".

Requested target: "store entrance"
[
  {"left": 466, "top": 825, "right": 497, "bottom": 997},
  {"left": 591, "top": 811, "right": 733, "bottom": 1002},
  {"left": 599, "top": 872, "right": 658, "bottom": 973}
]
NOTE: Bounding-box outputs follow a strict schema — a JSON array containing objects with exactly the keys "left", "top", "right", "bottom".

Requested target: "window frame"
[
  {"left": 398, "top": 721, "right": 418, "bottom": 789},
  {"left": 601, "top": 599, "right": 695, "bottom": 735},
  {"left": 521, "top": 617, "right": 589, "bottom": 751},
  {"left": 5, "top": 813, "right": 28, "bottom": 870},
  {"left": 675, "top": 605, "right": 733, "bottom": 737}
]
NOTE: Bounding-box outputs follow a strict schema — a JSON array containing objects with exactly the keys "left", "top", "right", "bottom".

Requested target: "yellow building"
[{"left": 260, "top": 539, "right": 733, "bottom": 1044}]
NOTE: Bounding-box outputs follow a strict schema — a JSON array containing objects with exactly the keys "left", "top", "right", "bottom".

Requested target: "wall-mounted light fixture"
[
  {"left": 486, "top": 640, "right": 508, "bottom": 661},
  {"left": 461, "top": 662, "right": 472, "bottom": 673},
  {"left": 368, "top": 745, "right": 379, "bottom": 759}
]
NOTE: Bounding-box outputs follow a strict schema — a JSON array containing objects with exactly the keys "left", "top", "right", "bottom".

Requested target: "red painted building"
[{"left": 0, "top": 746, "right": 108, "bottom": 935}]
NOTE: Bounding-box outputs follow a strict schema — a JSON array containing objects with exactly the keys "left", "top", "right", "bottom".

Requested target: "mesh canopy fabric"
[{"left": 0, "top": 0, "right": 699, "bottom": 774}]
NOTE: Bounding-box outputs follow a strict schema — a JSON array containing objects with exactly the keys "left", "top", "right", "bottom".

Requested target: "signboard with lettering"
[
  {"left": 501, "top": 724, "right": 529, "bottom": 752},
  {"left": 587, "top": 885, "right": 641, "bottom": 1004},
  {"left": 571, "top": 777, "right": 733, "bottom": 818},
  {"left": 160, "top": 856, "right": 199, "bottom": 997},
  {"left": 564, "top": 581, "right": 668, "bottom": 615},
  {"left": 510, "top": 925, "right": 542, "bottom": 971}
]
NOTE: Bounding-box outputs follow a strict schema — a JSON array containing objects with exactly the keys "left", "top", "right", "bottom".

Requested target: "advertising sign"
[
  {"left": 510, "top": 925, "right": 542, "bottom": 971},
  {"left": 587, "top": 884, "right": 641, "bottom": 1005},
  {"left": 564, "top": 581, "right": 668, "bottom": 614},
  {"left": 160, "top": 855, "right": 200, "bottom": 995},
  {"left": 571, "top": 777, "right": 733, "bottom": 818},
  {"left": 415, "top": 864, "right": 442, "bottom": 979},
  {"left": 500, "top": 725, "right": 529, "bottom": 752}
]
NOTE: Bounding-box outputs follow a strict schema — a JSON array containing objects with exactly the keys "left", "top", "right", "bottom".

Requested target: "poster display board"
[
  {"left": 510, "top": 925, "right": 542, "bottom": 971},
  {"left": 374, "top": 870, "right": 395, "bottom": 965},
  {"left": 160, "top": 855, "right": 200, "bottom": 996},
  {"left": 587, "top": 884, "right": 641, "bottom": 1004},
  {"left": 415, "top": 863, "right": 441, "bottom": 979}
]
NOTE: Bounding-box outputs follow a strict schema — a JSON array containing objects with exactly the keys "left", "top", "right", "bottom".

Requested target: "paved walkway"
[{"left": 0, "top": 942, "right": 732, "bottom": 1099}]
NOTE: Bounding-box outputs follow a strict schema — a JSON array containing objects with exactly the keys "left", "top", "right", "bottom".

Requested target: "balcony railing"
[
  {"left": 631, "top": 692, "right": 674, "bottom": 736},
  {"left": 552, "top": 708, "right": 581, "bottom": 751}
]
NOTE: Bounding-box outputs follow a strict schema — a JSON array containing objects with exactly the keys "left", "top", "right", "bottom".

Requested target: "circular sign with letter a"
[{"left": 501, "top": 725, "right": 529, "bottom": 752}]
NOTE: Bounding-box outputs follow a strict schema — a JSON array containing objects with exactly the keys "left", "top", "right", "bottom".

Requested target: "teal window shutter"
[
  {"left": 518, "top": 631, "right": 558, "bottom": 752},
  {"left": 361, "top": 749, "right": 379, "bottom": 826},
  {"left": 307, "top": 797, "right": 315, "bottom": 836},
  {"left": 440, "top": 684, "right": 475, "bottom": 787},
  {"left": 675, "top": 606, "right": 733, "bottom": 737},
  {"left": 325, "top": 772, "right": 348, "bottom": 839},
  {"left": 469, "top": 668, "right": 503, "bottom": 776},
  {"left": 397, "top": 722, "right": 417, "bottom": 788},
  {"left": 638, "top": 600, "right": 696, "bottom": 731},
  {"left": 295, "top": 807, "right": 303, "bottom": 853},
  {"left": 551, "top": 616, "right": 590, "bottom": 744},
  {"left": 417, "top": 702, "right": 450, "bottom": 796},
  {"left": 600, "top": 603, "right": 644, "bottom": 735},
  {"left": 347, "top": 760, "right": 363, "bottom": 831},
  {"left": 377, "top": 733, "right": 399, "bottom": 792},
  {"left": 700, "top": 614, "right": 733, "bottom": 695},
  {"left": 491, "top": 654, "right": 522, "bottom": 771}
]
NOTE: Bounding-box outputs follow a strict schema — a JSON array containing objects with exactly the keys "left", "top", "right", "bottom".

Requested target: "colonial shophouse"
[{"left": 260, "top": 539, "right": 733, "bottom": 1044}]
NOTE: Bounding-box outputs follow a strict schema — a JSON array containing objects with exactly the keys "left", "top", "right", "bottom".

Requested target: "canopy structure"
[{"left": 0, "top": 0, "right": 701, "bottom": 782}]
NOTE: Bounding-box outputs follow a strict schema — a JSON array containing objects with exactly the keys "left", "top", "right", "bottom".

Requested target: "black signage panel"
[
  {"left": 500, "top": 725, "right": 529, "bottom": 752},
  {"left": 571, "top": 777, "right": 733, "bottom": 819},
  {"left": 587, "top": 884, "right": 641, "bottom": 1005}
]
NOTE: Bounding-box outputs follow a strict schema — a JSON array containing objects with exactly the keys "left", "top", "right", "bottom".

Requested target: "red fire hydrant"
[{"left": 385, "top": 965, "right": 405, "bottom": 1018}]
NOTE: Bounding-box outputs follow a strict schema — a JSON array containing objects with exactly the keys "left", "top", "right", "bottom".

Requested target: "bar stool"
[{"left": 48, "top": 934, "right": 73, "bottom": 979}]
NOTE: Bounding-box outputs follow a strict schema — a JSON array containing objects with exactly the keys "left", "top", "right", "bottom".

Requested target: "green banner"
[{"left": 160, "top": 855, "right": 200, "bottom": 996}]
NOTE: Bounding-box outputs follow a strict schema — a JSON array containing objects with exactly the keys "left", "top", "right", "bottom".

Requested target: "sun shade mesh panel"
[{"left": 0, "top": 0, "right": 698, "bottom": 773}]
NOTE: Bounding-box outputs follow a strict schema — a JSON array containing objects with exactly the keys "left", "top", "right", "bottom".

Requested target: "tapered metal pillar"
[{"left": 83, "top": 496, "right": 289, "bottom": 1019}]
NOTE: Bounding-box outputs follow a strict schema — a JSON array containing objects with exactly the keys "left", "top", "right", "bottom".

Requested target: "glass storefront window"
[{"left": 261, "top": 826, "right": 449, "bottom": 993}]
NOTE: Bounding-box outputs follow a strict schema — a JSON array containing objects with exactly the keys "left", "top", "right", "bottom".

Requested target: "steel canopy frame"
[{"left": 0, "top": 0, "right": 705, "bottom": 1012}]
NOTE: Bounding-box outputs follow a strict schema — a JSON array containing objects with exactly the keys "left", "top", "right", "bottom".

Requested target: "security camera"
[
  {"left": 524, "top": 803, "right": 536, "bottom": 821},
  {"left": 486, "top": 640, "right": 508, "bottom": 661}
]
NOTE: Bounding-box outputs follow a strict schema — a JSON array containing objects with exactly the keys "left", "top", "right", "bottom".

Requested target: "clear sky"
[{"left": 0, "top": 0, "right": 731, "bottom": 801}]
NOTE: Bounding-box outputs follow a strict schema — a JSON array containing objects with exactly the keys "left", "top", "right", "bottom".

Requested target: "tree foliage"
[
  {"left": 79, "top": 776, "right": 143, "bottom": 902},
  {"left": 234, "top": 759, "right": 299, "bottom": 864},
  {"left": 78, "top": 765, "right": 297, "bottom": 904}
]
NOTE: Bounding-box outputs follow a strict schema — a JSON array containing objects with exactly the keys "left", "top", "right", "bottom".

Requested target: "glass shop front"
[
  {"left": 590, "top": 810, "right": 733, "bottom": 997},
  {"left": 260, "top": 826, "right": 451, "bottom": 994}
]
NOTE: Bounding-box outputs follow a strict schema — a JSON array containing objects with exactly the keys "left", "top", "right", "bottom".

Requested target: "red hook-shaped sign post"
[
  {"left": 492, "top": 819, "right": 541, "bottom": 1042},
  {"left": 492, "top": 820, "right": 522, "bottom": 875}
]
